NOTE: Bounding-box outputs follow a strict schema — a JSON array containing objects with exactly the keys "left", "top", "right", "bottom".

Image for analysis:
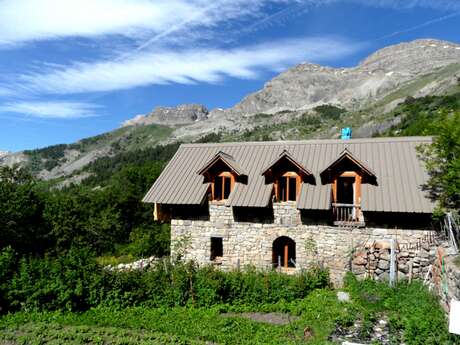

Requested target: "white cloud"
[
  {"left": 0, "top": 101, "right": 103, "bottom": 118},
  {"left": 0, "top": 0, "right": 292, "bottom": 46},
  {"left": 15, "top": 37, "right": 361, "bottom": 95},
  {"left": 0, "top": 0, "right": 457, "bottom": 47}
]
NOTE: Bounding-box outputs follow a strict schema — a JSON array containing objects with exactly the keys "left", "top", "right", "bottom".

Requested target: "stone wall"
[
  {"left": 171, "top": 202, "right": 439, "bottom": 285},
  {"left": 351, "top": 241, "right": 435, "bottom": 282},
  {"left": 445, "top": 257, "right": 460, "bottom": 301}
]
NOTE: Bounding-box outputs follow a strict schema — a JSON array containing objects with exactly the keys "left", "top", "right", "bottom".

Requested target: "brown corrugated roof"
[
  {"left": 142, "top": 137, "right": 435, "bottom": 213},
  {"left": 197, "top": 151, "right": 246, "bottom": 176},
  {"left": 260, "top": 149, "right": 312, "bottom": 176}
]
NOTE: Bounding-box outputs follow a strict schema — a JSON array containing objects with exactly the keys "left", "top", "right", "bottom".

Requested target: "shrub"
[
  {"left": 8, "top": 248, "right": 102, "bottom": 312},
  {"left": 314, "top": 104, "right": 347, "bottom": 120},
  {"left": 0, "top": 246, "right": 17, "bottom": 313},
  {"left": 3, "top": 253, "right": 330, "bottom": 312},
  {"left": 344, "top": 273, "right": 456, "bottom": 345}
]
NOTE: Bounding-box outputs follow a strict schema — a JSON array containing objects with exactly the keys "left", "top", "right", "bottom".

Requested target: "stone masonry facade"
[{"left": 171, "top": 202, "right": 439, "bottom": 285}]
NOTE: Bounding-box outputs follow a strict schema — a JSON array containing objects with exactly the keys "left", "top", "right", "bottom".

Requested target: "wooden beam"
[
  {"left": 332, "top": 179, "right": 337, "bottom": 203},
  {"left": 284, "top": 244, "right": 289, "bottom": 268},
  {"left": 355, "top": 173, "right": 362, "bottom": 219}
]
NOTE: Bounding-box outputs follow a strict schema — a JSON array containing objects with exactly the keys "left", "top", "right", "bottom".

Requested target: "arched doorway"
[{"left": 272, "top": 236, "right": 296, "bottom": 268}]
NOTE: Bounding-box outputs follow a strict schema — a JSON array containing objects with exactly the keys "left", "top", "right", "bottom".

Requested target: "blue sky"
[{"left": 0, "top": 0, "right": 459, "bottom": 152}]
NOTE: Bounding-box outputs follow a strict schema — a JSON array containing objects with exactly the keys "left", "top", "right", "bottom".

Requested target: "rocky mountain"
[
  {"left": 169, "top": 39, "right": 460, "bottom": 140},
  {"left": 228, "top": 39, "right": 460, "bottom": 115},
  {"left": 122, "top": 104, "right": 209, "bottom": 127},
  {"left": 2, "top": 38, "right": 460, "bottom": 182}
]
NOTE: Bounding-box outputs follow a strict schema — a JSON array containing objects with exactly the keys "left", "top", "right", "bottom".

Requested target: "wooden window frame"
[
  {"left": 332, "top": 171, "right": 362, "bottom": 220},
  {"left": 275, "top": 171, "right": 301, "bottom": 202},
  {"left": 211, "top": 171, "right": 235, "bottom": 201}
]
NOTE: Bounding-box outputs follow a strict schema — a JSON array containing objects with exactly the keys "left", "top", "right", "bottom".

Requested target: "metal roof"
[
  {"left": 260, "top": 149, "right": 312, "bottom": 177},
  {"left": 319, "top": 148, "right": 376, "bottom": 179},
  {"left": 142, "top": 136, "right": 435, "bottom": 213},
  {"left": 197, "top": 151, "right": 246, "bottom": 176}
]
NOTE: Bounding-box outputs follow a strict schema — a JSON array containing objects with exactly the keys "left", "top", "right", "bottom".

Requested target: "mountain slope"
[
  {"left": 227, "top": 39, "right": 460, "bottom": 115},
  {"left": 1, "top": 38, "right": 460, "bottom": 182}
]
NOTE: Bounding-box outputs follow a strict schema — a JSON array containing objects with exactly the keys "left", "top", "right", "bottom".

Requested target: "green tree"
[
  {"left": 419, "top": 111, "right": 460, "bottom": 210},
  {"left": 0, "top": 165, "right": 47, "bottom": 253}
]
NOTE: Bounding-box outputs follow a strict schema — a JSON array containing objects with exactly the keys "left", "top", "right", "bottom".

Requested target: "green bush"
[
  {"left": 0, "top": 246, "right": 17, "bottom": 313},
  {"left": 344, "top": 273, "right": 457, "bottom": 345},
  {"left": 7, "top": 248, "right": 102, "bottom": 312},
  {"left": 314, "top": 104, "right": 347, "bottom": 120},
  {"left": 1, "top": 252, "right": 330, "bottom": 313}
]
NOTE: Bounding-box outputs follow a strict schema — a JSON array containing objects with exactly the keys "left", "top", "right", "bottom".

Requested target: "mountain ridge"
[{"left": 1, "top": 38, "right": 460, "bottom": 182}]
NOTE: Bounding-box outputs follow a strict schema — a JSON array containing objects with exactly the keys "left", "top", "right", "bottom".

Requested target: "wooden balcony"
[{"left": 332, "top": 203, "right": 365, "bottom": 227}]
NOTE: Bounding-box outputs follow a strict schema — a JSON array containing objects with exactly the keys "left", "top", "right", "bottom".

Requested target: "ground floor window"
[
  {"left": 272, "top": 236, "right": 296, "bottom": 268},
  {"left": 210, "top": 237, "right": 223, "bottom": 262}
]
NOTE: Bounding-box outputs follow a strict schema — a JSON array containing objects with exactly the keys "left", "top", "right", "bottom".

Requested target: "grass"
[
  {"left": 1, "top": 277, "right": 458, "bottom": 345},
  {"left": 95, "top": 254, "right": 136, "bottom": 267},
  {"left": 0, "top": 291, "right": 342, "bottom": 345}
]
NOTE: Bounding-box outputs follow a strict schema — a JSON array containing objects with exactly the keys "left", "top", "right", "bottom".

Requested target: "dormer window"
[
  {"left": 278, "top": 172, "right": 299, "bottom": 202},
  {"left": 261, "top": 150, "right": 313, "bottom": 203},
  {"left": 197, "top": 151, "right": 246, "bottom": 203},
  {"left": 320, "top": 149, "right": 377, "bottom": 225},
  {"left": 213, "top": 171, "right": 234, "bottom": 201}
]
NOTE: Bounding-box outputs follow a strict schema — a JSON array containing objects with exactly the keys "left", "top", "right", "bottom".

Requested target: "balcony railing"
[{"left": 332, "top": 203, "right": 364, "bottom": 226}]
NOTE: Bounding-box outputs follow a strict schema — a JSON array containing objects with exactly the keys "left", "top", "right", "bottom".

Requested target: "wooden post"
[
  {"left": 284, "top": 244, "right": 289, "bottom": 268},
  {"left": 408, "top": 261, "right": 413, "bottom": 284},
  {"left": 211, "top": 176, "right": 215, "bottom": 200},
  {"left": 355, "top": 173, "right": 362, "bottom": 220},
  {"left": 389, "top": 239, "right": 396, "bottom": 287},
  {"left": 274, "top": 179, "right": 279, "bottom": 202}
]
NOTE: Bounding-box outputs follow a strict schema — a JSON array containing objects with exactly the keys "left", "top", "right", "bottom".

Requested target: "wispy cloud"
[
  {"left": 0, "top": 0, "right": 295, "bottom": 47},
  {"left": 0, "top": 101, "right": 103, "bottom": 118},
  {"left": 0, "top": 86, "right": 14, "bottom": 97},
  {"left": 374, "top": 11, "right": 460, "bottom": 41},
  {"left": 360, "top": 0, "right": 460, "bottom": 11},
  {"left": 0, "top": 1, "right": 458, "bottom": 47},
  {"left": 14, "top": 37, "right": 361, "bottom": 95},
  {"left": 0, "top": 0, "right": 456, "bottom": 102}
]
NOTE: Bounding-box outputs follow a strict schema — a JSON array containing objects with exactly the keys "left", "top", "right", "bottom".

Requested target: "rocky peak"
[
  {"left": 122, "top": 104, "right": 209, "bottom": 127},
  {"left": 226, "top": 39, "right": 460, "bottom": 116},
  {"left": 360, "top": 39, "right": 460, "bottom": 73}
]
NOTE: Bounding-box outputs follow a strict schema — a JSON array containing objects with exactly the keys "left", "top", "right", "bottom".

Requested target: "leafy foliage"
[
  {"left": 344, "top": 273, "right": 456, "bottom": 345},
  {"left": 385, "top": 92, "right": 460, "bottom": 137},
  {"left": 0, "top": 248, "right": 329, "bottom": 313},
  {"left": 0, "top": 162, "right": 169, "bottom": 257},
  {"left": 418, "top": 111, "right": 460, "bottom": 210},
  {"left": 0, "top": 165, "right": 48, "bottom": 254}
]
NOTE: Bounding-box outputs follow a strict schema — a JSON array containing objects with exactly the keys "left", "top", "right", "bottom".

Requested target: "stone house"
[{"left": 143, "top": 136, "right": 439, "bottom": 284}]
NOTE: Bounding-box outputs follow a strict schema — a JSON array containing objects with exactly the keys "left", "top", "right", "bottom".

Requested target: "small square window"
[{"left": 210, "top": 237, "right": 223, "bottom": 262}]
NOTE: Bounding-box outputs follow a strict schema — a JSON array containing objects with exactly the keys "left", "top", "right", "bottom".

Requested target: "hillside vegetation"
[{"left": 23, "top": 123, "right": 174, "bottom": 176}]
